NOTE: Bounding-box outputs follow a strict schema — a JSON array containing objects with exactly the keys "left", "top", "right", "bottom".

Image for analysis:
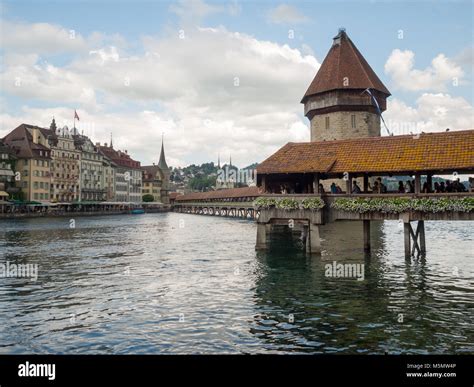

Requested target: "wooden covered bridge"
[
  {"left": 174, "top": 130, "right": 474, "bottom": 258},
  {"left": 174, "top": 186, "right": 261, "bottom": 219}
]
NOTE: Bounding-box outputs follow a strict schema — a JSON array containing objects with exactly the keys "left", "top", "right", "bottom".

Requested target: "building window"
[
  {"left": 351, "top": 114, "right": 356, "bottom": 128},
  {"left": 325, "top": 116, "right": 330, "bottom": 129}
]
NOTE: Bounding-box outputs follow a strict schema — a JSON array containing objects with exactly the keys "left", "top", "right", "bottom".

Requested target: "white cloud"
[
  {"left": 89, "top": 47, "right": 120, "bottom": 64},
  {"left": 0, "top": 20, "right": 88, "bottom": 54},
  {"left": 454, "top": 46, "right": 474, "bottom": 68},
  {"left": 0, "top": 61, "right": 98, "bottom": 109},
  {"left": 267, "top": 4, "right": 308, "bottom": 25},
  {"left": 385, "top": 49, "right": 464, "bottom": 92},
  {"left": 170, "top": 0, "right": 224, "bottom": 25},
  {"left": 0, "top": 20, "right": 128, "bottom": 58},
  {"left": 300, "top": 43, "right": 315, "bottom": 57},
  {"left": 385, "top": 93, "right": 474, "bottom": 135},
  {"left": 1, "top": 22, "right": 318, "bottom": 167},
  {"left": 3, "top": 19, "right": 472, "bottom": 170}
]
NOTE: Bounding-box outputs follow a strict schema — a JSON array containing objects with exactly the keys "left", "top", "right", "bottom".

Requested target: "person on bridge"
[
  {"left": 377, "top": 178, "right": 387, "bottom": 193},
  {"left": 370, "top": 180, "right": 379, "bottom": 193},
  {"left": 446, "top": 181, "right": 454, "bottom": 192},
  {"left": 454, "top": 178, "right": 467, "bottom": 192},
  {"left": 422, "top": 182, "right": 430, "bottom": 193},
  {"left": 352, "top": 181, "right": 362, "bottom": 194},
  {"left": 398, "top": 181, "right": 405, "bottom": 193}
]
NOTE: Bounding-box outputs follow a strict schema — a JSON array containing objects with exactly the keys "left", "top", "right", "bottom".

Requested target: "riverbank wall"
[{"left": 0, "top": 206, "right": 171, "bottom": 219}]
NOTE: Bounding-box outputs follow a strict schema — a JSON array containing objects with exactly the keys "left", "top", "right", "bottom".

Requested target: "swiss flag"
[{"left": 74, "top": 110, "right": 80, "bottom": 121}]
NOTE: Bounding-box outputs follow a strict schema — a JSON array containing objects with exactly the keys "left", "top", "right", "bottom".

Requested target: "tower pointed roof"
[
  {"left": 158, "top": 134, "right": 169, "bottom": 170},
  {"left": 50, "top": 117, "right": 57, "bottom": 132},
  {"left": 301, "top": 29, "right": 390, "bottom": 103}
]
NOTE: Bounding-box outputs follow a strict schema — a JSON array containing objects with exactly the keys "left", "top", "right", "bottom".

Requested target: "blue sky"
[{"left": 1, "top": 0, "right": 473, "bottom": 166}]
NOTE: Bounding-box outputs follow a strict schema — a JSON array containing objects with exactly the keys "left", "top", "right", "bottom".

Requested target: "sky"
[{"left": 0, "top": 0, "right": 473, "bottom": 167}]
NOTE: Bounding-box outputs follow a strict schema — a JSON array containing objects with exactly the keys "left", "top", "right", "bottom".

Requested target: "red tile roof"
[
  {"left": 302, "top": 30, "right": 390, "bottom": 102},
  {"left": 98, "top": 145, "right": 141, "bottom": 169},
  {"left": 141, "top": 165, "right": 164, "bottom": 182},
  {"left": 175, "top": 186, "right": 260, "bottom": 201},
  {"left": 3, "top": 124, "right": 52, "bottom": 159},
  {"left": 257, "top": 130, "right": 474, "bottom": 175}
]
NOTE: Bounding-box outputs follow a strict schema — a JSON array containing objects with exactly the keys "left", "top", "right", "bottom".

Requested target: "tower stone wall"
[{"left": 310, "top": 110, "right": 381, "bottom": 142}]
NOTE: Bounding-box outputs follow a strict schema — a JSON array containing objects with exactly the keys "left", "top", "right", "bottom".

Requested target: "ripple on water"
[{"left": 0, "top": 215, "right": 473, "bottom": 354}]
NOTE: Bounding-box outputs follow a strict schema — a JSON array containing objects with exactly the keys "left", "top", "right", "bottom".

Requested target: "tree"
[
  {"left": 142, "top": 194, "right": 154, "bottom": 202},
  {"left": 189, "top": 175, "right": 216, "bottom": 191}
]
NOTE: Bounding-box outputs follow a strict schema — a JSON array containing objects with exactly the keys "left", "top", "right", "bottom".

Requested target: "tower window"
[
  {"left": 325, "top": 116, "right": 330, "bottom": 129},
  {"left": 351, "top": 114, "right": 356, "bottom": 128}
]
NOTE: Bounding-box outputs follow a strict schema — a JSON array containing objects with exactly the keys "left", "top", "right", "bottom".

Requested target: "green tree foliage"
[
  {"left": 142, "top": 194, "right": 155, "bottom": 202},
  {"left": 189, "top": 175, "right": 216, "bottom": 191}
]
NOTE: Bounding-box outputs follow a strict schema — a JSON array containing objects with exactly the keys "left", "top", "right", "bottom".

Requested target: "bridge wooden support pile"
[
  {"left": 403, "top": 220, "right": 426, "bottom": 258},
  {"left": 255, "top": 221, "right": 322, "bottom": 253},
  {"left": 363, "top": 220, "right": 371, "bottom": 252},
  {"left": 256, "top": 208, "right": 323, "bottom": 254}
]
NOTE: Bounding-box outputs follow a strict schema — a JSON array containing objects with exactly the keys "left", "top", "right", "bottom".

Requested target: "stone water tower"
[{"left": 302, "top": 28, "right": 391, "bottom": 142}]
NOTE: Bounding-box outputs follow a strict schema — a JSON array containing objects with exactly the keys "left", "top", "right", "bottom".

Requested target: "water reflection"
[
  {"left": 0, "top": 214, "right": 472, "bottom": 354},
  {"left": 251, "top": 221, "right": 473, "bottom": 354}
]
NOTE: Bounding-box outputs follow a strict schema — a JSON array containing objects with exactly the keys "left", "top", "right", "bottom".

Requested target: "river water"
[{"left": 0, "top": 213, "right": 472, "bottom": 354}]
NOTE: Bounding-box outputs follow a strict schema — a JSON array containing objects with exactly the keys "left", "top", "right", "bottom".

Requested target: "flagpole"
[{"left": 363, "top": 88, "right": 392, "bottom": 136}]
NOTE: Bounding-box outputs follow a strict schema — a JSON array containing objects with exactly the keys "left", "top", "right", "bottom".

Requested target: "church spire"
[
  {"left": 158, "top": 133, "right": 169, "bottom": 170},
  {"left": 110, "top": 132, "right": 113, "bottom": 148},
  {"left": 217, "top": 153, "right": 221, "bottom": 169},
  {"left": 50, "top": 117, "right": 57, "bottom": 132}
]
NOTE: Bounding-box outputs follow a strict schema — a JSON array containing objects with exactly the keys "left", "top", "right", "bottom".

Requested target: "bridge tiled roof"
[
  {"left": 257, "top": 130, "right": 474, "bottom": 175},
  {"left": 175, "top": 186, "right": 260, "bottom": 202}
]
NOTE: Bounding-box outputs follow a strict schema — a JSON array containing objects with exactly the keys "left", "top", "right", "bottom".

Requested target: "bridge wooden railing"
[
  {"left": 259, "top": 192, "right": 474, "bottom": 199},
  {"left": 174, "top": 192, "right": 474, "bottom": 204}
]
